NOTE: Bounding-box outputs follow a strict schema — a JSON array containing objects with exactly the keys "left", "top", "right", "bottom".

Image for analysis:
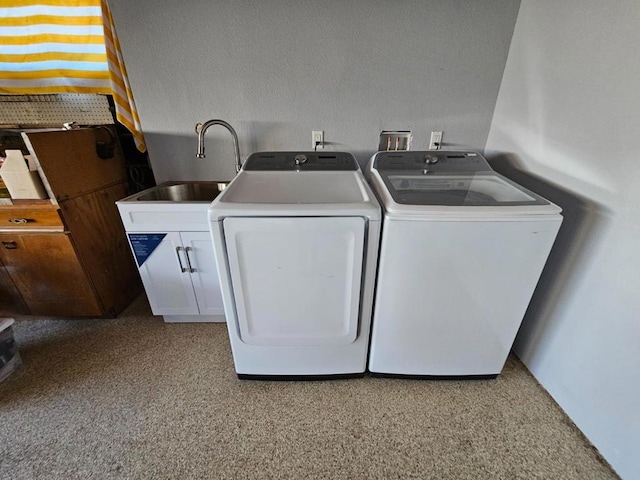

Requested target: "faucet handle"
[{"left": 195, "top": 122, "right": 203, "bottom": 134}]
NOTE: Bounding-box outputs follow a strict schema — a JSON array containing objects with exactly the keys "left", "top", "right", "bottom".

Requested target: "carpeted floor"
[{"left": 0, "top": 294, "right": 617, "bottom": 479}]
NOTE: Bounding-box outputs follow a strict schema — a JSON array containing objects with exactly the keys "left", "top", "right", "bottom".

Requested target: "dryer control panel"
[
  {"left": 373, "top": 151, "right": 492, "bottom": 173},
  {"left": 244, "top": 152, "right": 359, "bottom": 171}
]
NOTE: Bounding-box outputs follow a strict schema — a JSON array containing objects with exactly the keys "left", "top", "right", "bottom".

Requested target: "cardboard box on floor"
[{"left": 0, "top": 149, "right": 47, "bottom": 199}]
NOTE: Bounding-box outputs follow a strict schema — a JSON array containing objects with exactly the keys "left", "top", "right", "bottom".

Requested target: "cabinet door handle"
[
  {"left": 8, "top": 218, "right": 31, "bottom": 224},
  {"left": 184, "top": 246, "right": 196, "bottom": 273},
  {"left": 175, "top": 246, "right": 188, "bottom": 273},
  {"left": 2, "top": 241, "right": 17, "bottom": 249}
]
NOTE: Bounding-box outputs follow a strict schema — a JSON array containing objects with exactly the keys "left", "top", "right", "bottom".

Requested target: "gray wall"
[
  {"left": 485, "top": 1, "right": 640, "bottom": 478},
  {"left": 109, "top": 0, "right": 520, "bottom": 183}
]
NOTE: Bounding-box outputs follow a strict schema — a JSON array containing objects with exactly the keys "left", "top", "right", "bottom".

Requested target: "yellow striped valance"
[{"left": 0, "top": 0, "right": 146, "bottom": 152}]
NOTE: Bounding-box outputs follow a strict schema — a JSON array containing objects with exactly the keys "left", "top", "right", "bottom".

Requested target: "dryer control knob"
[
  {"left": 294, "top": 154, "right": 308, "bottom": 165},
  {"left": 424, "top": 154, "right": 439, "bottom": 164}
]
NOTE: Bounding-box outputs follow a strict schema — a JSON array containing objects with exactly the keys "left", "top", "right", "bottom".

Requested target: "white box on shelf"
[{"left": 0, "top": 150, "right": 47, "bottom": 199}]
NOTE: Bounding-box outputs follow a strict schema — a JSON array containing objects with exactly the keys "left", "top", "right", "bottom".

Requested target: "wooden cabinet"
[
  {"left": 0, "top": 128, "right": 142, "bottom": 318},
  {"left": 0, "top": 232, "right": 102, "bottom": 316}
]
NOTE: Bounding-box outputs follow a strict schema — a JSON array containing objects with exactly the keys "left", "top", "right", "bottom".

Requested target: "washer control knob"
[
  {"left": 424, "top": 154, "right": 439, "bottom": 164},
  {"left": 294, "top": 154, "right": 308, "bottom": 165}
]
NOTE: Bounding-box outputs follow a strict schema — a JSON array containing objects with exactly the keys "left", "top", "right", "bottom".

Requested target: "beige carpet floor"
[{"left": 0, "top": 295, "right": 617, "bottom": 479}]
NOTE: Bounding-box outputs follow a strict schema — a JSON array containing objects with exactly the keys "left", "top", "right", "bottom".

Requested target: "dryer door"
[{"left": 223, "top": 216, "right": 365, "bottom": 346}]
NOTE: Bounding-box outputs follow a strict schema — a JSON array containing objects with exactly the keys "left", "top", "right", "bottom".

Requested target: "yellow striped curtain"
[{"left": 0, "top": 0, "right": 146, "bottom": 152}]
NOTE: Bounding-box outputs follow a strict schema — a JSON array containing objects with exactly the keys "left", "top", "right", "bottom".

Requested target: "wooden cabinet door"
[
  {"left": 59, "top": 182, "right": 141, "bottom": 316},
  {"left": 0, "top": 233, "right": 103, "bottom": 316},
  {"left": 25, "top": 128, "right": 127, "bottom": 200},
  {"left": 0, "top": 257, "right": 28, "bottom": 315}
]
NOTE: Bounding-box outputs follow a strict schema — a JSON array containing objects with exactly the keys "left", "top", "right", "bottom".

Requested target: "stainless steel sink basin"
[{"left": 134, "top": 181, "right": 229, "bottom": 202}]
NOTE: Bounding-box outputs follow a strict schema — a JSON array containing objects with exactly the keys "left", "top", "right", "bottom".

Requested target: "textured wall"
[
  {"left": 485, "top": 1, "right": 640, "bottom": 478},
  {"left": 108, "top": 0, "right": 520, "bottom": 182}
]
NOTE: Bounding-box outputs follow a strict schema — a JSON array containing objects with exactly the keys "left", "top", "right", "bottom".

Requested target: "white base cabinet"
[
  {"left": 128, "top": 231, "right": 224, "bottom": 322},
  {"left": 116, "top": 199, "right": 225, "bottom": 323}
]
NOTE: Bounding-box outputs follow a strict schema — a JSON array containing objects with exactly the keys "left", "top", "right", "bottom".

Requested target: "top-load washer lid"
[
  {"left": 209, "top": 152, "right": 381, "bottom": 220},
  {"left": 382, "top": 173, "right": 548, "bottom": 206},
  {"left": 369, "top": 151, "right": 562, "bottom": 217}
]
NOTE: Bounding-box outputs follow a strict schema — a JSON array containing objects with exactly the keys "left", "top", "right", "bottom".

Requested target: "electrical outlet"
[
  {"left": 312, "top": 130, "right": 324, "bottom": 150},
  {"left": 429, "top": 131, "right": 443, "bottom": 150},
  {"left": 379, "top": 131, "right": 412, "bottom": 151}
]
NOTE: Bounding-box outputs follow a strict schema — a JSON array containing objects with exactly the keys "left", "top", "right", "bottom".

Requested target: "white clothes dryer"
[
  {"left": 209, "top": 152, "right": 381, "bottom": 379},
  {"left": 367, "top": 151, "right": 562, "bottom": 379}
]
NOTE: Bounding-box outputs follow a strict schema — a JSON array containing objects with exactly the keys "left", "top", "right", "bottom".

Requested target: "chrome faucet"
[{"left": 195, "top": 119, "right": 242, "bottom": 173}]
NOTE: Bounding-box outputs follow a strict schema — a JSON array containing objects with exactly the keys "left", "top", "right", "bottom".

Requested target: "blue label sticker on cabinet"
[{"left": 129, "top": 234, "right": 166, "bottom": 267}]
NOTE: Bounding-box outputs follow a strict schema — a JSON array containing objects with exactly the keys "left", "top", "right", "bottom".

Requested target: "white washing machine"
[
  {"left": 209, "top": 152, "right": 381, "bottom": 379},
  {"left": 367, "top": 151, "right": 562, "bottom": 378}
]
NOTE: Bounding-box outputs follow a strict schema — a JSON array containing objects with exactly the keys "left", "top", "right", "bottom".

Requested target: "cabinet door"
[
  {"left": 0, "top": 233, "right": 103, "bottom": 316},
  {"left": 128, "top": 232, "right": 198, "bottom": 315},
  {"left": 25, "top": 128, "right": 127, "bottom": 200},
  {"left": 0, "top": 256, "right": 28, "bottom": 315},
  {"left": 59, "top": 182, "right": 141, "bottom": 316},
  {"left": 181, "top": 231, "right": 224, "bottom": 316}
]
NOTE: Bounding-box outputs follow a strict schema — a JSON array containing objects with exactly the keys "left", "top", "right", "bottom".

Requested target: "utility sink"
[
  {"left": 117, "top": 181, "right": 232, "bottom": 232},
  {"left": 131, "top": 181, "right": 229, "bottom": 203}
]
